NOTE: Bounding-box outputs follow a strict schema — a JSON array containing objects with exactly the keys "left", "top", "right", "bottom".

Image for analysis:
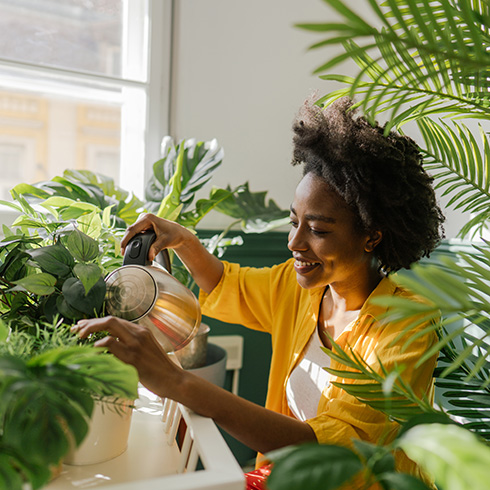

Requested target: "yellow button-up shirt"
[{"left": 199, "top": 258, "right": 438, "bottom": 483}]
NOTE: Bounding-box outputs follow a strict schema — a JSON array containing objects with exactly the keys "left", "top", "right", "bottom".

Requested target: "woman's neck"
[{"left": 318, "top": 270, "right": 383, "bottom": 348}]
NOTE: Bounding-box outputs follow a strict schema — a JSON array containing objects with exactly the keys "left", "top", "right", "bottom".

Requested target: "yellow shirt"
[{"left": 199, "top": 258, "right": 438, "bottom": 483}]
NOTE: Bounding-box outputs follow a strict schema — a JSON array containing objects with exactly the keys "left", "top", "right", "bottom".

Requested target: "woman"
[{"left": 73, "top": 97, "right": 444, "bottom": 488}]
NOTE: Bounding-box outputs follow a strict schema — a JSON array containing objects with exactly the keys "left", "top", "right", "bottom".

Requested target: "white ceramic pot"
[
  {"left": 188, "top": 343, "right": 227, "bottom": 388},
  {"left": 64, "top": 398, "right": 133, "bottom": 465}
]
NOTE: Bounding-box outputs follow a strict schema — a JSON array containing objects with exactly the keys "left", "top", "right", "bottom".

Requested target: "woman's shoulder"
[{"left": 362, "top": 275, "right": 439, "bottom": 334}]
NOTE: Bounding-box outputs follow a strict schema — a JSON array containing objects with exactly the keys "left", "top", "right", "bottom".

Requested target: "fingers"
[
  {"left": 71, "top": 316, "right": 135, "bottom": 344},
  {"left": 121, "top": 213, "right": 160, "bottom": 253},
  {"left": 93, "top": 335, "right": 132, "bottom": 364}
]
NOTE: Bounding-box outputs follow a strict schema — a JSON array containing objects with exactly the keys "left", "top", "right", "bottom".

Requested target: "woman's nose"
[{"left": 288, "top": 227, "right": 307, "bottom": 252}]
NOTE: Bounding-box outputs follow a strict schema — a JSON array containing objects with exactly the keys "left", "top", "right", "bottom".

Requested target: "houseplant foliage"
[
  {"left": 0, "top": 320, "right": 138, "bottom": 489},
  {"left": 0, "top": 136, "right": 287, "bottom": 486},
  {"left": 2, "top": 137, "right": 288, "bottom": 289},
  {"left": 144, "top": 136, "right": 289, "bottom": 285},
  {"left": 267, "top": 0, "right": 490, "bottom": 488}
]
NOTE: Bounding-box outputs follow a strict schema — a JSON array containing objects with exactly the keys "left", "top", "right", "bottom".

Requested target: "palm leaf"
[
  {"left": 322, "top": 338, "right": 438, "bottom": 423},
  {"left": 371, "top": 245, "right": 490, "bottom": 384},
  {"left": 298, "top": 0, "right": 490, "bottom": 125},
  {"left": 418, "top": 117, "right": 490, "bottom": 238}
]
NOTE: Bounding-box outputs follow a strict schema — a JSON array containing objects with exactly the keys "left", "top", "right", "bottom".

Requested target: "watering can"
[{"left": 104, "top": 230, "right": 201, "bottom": 352}]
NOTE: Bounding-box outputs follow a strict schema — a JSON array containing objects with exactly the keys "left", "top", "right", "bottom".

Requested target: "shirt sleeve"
[{"left": 199, "top": 260, "right": 297, "bottom": 334}]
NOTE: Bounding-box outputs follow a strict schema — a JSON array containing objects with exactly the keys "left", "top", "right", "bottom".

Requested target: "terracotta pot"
[{"left": 64, "top": 398, "right": 133, "bottom": 465}]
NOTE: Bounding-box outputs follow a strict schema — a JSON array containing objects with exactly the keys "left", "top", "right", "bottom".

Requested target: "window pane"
[
  {"left": 0, "top": 88, "right": 121, "bottom": 200},
  {"left": 0, "top": 0, "right": 147, "bottom": 81}
]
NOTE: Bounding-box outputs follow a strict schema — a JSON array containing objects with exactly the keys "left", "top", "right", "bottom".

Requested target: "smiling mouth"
[{"left": 294, "top": 260, "right": 320, "bottom": 273}]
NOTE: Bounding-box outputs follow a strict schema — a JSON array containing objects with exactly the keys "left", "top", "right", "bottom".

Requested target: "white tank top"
[{"left": 286, "top": 331, "right": 331, "bottom": 421}]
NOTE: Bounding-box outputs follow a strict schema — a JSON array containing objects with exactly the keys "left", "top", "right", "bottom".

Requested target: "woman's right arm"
[{"left": 121, "top": 213, "right": 224, "bottom": 294}]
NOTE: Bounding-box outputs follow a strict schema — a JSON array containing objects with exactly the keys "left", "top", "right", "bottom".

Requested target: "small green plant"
[
  {"left": 0, "top": 319, "right": 138, "bottom": 490},
  {"left": 0, "top": 218, "right": 114, "bottom": 326}
]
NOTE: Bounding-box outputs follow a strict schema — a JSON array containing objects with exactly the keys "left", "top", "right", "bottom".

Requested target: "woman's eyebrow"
[{"left": 289, "top": 205, "right": 336, "bottom": 224}]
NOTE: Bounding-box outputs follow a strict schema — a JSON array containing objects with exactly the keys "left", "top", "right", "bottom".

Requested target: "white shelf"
[{"left": 46, "top": 388, "right": 244, "bottom": 490}]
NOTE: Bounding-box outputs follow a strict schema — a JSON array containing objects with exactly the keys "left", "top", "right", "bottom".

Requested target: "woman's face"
[{"left": 288, "top": 172, "right": 379, "bottom": 290}]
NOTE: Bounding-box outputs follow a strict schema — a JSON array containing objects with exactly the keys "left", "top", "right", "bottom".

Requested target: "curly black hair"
[{"left": 291, "top": 96, "right": 445, "bottom": 273}]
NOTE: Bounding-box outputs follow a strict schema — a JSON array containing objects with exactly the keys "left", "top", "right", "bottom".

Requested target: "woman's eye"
[
  {"left": 311, "top": 229, "right": 329, "bottom": 236},
  {"left": 289, "top": 219, "right": 298, "bottom": 227}
]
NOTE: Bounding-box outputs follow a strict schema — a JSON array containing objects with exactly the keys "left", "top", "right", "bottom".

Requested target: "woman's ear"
[{"left": 365, "top": 230, "right": 382, "bottom": 253}]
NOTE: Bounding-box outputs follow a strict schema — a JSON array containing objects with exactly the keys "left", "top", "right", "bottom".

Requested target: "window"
[{"left": 0, "top": 0, "right": 171, "bottom": 201}]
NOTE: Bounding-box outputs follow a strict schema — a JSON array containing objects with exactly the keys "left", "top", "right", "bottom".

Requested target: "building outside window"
[{"left": 0, "top": 0, "right": 171, "bottom": 203}]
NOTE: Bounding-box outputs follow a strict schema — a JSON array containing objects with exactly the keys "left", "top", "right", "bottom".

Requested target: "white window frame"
[{"left": 0, "top": 0, "right": 172, "bottom": 219}]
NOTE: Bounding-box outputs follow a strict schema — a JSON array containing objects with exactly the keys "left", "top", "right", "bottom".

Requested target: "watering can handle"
[{"left": 123, "top": 230, "right": 172, "bottom": 274}]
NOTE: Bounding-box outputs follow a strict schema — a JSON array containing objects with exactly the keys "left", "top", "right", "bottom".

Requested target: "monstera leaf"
[
  {"left": 145, "top": 137, "right": 224, "bottom": 213},
  {"left": 214, "top": 183, "right": 289, "bottom": 233},
  {"left": 10, "top": 169, "right": 143, "bottom": 227}
]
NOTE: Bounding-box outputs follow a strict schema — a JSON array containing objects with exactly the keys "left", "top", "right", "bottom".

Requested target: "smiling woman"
[{"left": 73, "top": 96, "right": 445, "bottom": 490}]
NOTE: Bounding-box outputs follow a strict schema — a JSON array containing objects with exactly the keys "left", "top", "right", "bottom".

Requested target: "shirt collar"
[
  {"left": 360, "top": 275, "right": 397, "bottom": 321},
  {"left": 307, "top": 276, "right": 396, "bottom": 323}
]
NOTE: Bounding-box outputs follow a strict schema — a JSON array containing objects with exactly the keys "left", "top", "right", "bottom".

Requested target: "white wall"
[{"left": 169, "top": 0, "right": 467, "bottom": 237}]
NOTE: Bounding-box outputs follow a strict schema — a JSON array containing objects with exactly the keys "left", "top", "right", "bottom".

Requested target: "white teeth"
[{"left": 295, "top": 260, "right": 317, "bottom": 267}]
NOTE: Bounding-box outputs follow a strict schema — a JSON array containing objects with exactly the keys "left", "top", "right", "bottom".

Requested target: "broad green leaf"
[
  {"left": 267, "top": 443, "right": 362, "bottom": 490},
  {"left": 59, "top": 202, "right": 101, "bottom": 221},
  {"left": 397, "top": 423, "right": 490, "bottom": 490},
  {"left": 56, "top": 295, "right": 84, "bottom": 321},
  {"left": 377, "top": 472, "right": 433, "bottom": 490},
  {"left": 9, "top": 183, "right": 50, "bottom": 200},
  {"left": 156, "top": 141, "right": 185, "bottom": 219},
  {"left": 214, "top": 183, "right": 289, "bottom": 231},
  {"left": 28, "top": 244, "right": 75, "bottom": 277},
  {"left": 178, "top": 187, "right": 234, "bottom": 228},
  {"left": 62, "top": 277, "right": 106, "bottom": 316},
  {"left": 13, "top": 273, "right": 56, "bottom": 296},
  {"left": 77, "top": 211, "right": 102, "bottom": 239},
  {"left": 40, "top": 196, "right": 74, "bottom": 207},
  {"left": 66, "top": 229, "right": 99, "bottom": 262},
  {"left": 73, "top": 263, "right": 102, "bottom": 295}
]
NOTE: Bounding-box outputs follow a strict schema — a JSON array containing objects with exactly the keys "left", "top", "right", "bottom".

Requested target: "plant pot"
[
  {"left": 64, "top": 398, "right": 133, "bottom": 465},
  {"left": 175, "top": 323, "right": 210, "bottom": 369},
  {"left": 187, "top": 342, "right": 227, "bottom": 388}
]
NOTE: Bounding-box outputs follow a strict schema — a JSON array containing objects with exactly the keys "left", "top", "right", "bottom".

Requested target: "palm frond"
[
  {"left": 417, "top": 117, "right": 490, "bottom": 238},
  {"left": 435, "top": 333, "right": 490, "bottom": 441},
  {"left": 371, "top": 243, "right": 490, "bottom": 383},
  {"left": 323, "top": 338, "right": 439, "bottom": 423},
  {"left": 325, "top": 321, "right": 490, "bottom": 441},
  {"left": 298, "top": 0, "right": 490, "bottom": 125}
]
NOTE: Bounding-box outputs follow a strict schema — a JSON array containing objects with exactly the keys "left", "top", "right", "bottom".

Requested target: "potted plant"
[
  {"left": 0, "top": 184, "right": 139, "bottom": 487},
  {"left": 0, "top": 319, "right": 138, "bottom": 490},
  {"left": 2, "top": 136, "right": 288, "bottom": 372},
  {"left": 0, "top": 135, "right": 288, "bottom": 486},
  {"left": 263, "top": 1, "right": 490, "bottom": 489}
]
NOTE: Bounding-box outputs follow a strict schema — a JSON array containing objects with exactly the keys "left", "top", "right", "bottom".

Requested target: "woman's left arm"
[{"left": 72, "top": 316, "right": 317, "bottom": 454}]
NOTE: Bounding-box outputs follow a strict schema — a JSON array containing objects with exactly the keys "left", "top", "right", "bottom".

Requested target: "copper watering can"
[{"left": 104, "top": 230, "right": 201, "bottom": 352}]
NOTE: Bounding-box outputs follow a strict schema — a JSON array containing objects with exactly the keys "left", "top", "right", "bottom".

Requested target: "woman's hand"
[
  {"left": 72, "top": 316, "right": 317, "bottom": 453},
  {"left": 71, "top": 316, "right": 182, "bottom": 399},
  {"left": 121, "top": 213, "right": 194, "bottom": 262},
  {"left": 121, "top": 212, "right": 224, "bottom": 294}
]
